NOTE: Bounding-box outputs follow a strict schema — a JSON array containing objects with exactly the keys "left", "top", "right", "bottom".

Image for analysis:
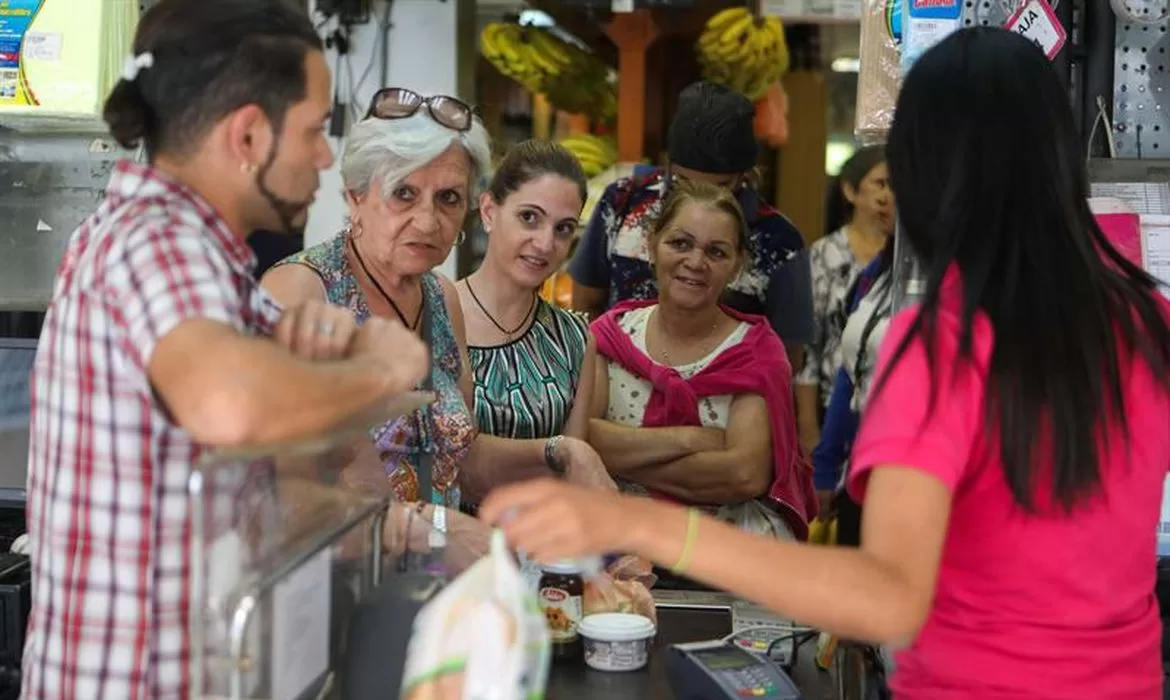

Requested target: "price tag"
[
  {"left": 611, "top": 0, "right": 635, "bottom": 13},
  {"left": 1004, "top": 0, "right": 1067, "bottom": 60}
]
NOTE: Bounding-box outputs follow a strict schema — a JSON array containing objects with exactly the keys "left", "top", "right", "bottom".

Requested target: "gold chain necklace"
[{"left": 653, "top": 311, "right": 723, "bottom": 366}]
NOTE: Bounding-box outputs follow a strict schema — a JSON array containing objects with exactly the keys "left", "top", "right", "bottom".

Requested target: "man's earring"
[{"left": 456, "top": 230, "right": 467, "bottom": 245}]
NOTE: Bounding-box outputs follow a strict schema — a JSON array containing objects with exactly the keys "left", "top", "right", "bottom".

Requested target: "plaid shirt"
[{"left": 24, "top": 161, "right": 281, "bottom": 699}]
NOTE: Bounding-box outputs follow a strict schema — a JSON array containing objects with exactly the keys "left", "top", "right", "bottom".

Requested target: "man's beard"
[{"left": 253, "top": 132, "right": 314, "bottom": 238}]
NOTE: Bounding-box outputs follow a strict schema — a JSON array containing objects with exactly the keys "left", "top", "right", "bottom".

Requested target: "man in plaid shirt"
[{"left": 22, "top": 1, "right": 429, "bottom": 698}]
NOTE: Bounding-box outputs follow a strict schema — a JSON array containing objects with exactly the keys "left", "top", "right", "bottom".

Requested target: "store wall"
[{"left": 305, "top": 0, "right": 476, "bottom": 280}]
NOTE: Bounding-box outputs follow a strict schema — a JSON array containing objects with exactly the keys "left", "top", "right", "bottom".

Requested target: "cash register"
[{"left": 665, "top": 639, "right": 802, "bottom": 699}]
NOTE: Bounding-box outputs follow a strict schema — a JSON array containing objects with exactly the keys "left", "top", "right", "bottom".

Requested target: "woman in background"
[
  {"left": 458, "top": 140, "right": 613, "bottom": 509},
  {"left": 795, "top": 145, "right": 894, "bottom": 452},
  {"left": 459, "top": 140, "right": 596, "bottom": 445},
  {"left": 587, "top": 180, "right": 814, "bottom": 542},
  {"left": 481, "top": 28, "right": 1170, "bottom": 699},
  {"left": 812, "top": 239, "right": 894, "bottom": 542}
]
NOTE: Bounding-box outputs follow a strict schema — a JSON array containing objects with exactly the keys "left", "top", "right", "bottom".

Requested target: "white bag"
[{"left": 400, "top": 529, "right": 551, "bottom": 700}]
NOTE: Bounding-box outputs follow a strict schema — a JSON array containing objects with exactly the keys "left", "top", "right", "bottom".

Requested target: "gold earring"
[{"left": 240, "top": 162, "right": 256, "bottom": 175}]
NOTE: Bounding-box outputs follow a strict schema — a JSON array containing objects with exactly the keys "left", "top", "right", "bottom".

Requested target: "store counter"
[{"left": 545, "top": 591, "right": 835, "bottom": 700}]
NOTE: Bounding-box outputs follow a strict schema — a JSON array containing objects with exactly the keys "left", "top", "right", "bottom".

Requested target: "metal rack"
[{"left": 1111, "top": 20, "right": 1170, "bottom": 157}]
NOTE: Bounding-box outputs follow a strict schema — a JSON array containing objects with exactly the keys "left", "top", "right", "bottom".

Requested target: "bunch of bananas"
[
  {"left": 696, "top": 8, "right": 791, "bottom": 102},
  {"left": 558, "top": 133, "right": 618, "bottom": 178},
  {"left": 480, "top": 23, "right": 617, "bottom": 124}
]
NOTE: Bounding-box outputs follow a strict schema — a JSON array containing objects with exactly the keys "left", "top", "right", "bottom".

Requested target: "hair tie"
[{"left": 121, "top": 52, "right": 155, "bottom": 83}]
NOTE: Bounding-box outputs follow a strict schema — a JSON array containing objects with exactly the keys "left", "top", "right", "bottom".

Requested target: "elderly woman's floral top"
[{"left": 276, "top": 233, "right": 476, "bottom": 508}]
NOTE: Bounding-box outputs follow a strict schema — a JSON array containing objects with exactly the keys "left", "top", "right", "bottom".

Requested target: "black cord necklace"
[
  {"left": 349, "top": 238, "right": 424, "bottom": 330},
  {"left": 463, "top": 278, "right": 537, "bottom": 340}
]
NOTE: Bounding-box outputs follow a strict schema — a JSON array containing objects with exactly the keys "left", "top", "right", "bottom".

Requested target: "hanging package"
[{"left": 855, "top": 0, "right": 902, "bottom": 139}]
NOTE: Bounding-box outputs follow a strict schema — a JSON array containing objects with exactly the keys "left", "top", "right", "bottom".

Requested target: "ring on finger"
[{"left": 317, "top": 321, "right": 335, "bottom": 337}]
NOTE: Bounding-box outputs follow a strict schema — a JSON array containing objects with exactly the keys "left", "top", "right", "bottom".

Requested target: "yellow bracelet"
[{"left": 670, "top": 507, "right": 701, "bottom": 575}]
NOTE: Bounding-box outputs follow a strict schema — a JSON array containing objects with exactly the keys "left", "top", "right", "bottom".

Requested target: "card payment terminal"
[{"left": 665, "top": 639, "right": 802, "bottom": 699}]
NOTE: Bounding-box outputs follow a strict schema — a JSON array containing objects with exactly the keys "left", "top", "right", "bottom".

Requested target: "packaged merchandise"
[
  {"left": 400, "top": 530, "right": 551, "bottom": 700},
  {"left": 582, "top": 555, "right": 658, "bottom": 624},
  {"left": 855, "top": 0, "right": 903, "bottom": 139},
  {"left": 539, "top": 562, "right": 585, "bottom": 663}
]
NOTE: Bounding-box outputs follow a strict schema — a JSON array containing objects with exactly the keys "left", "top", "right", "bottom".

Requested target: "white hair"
[{"left": 340, "top": 111, "right": 493, "bottom": 206}]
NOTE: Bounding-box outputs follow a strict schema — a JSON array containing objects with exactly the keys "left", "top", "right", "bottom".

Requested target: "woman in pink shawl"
[{"left": 586, "top": 179, "right": 816, "bottom": 540}]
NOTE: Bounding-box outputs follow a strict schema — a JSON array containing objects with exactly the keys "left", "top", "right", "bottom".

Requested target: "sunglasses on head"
[{"left": 365, "top": 87, "right": 481, "bottom": 132}]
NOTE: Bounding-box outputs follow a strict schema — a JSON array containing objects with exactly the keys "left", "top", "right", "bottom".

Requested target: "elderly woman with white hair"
[{"left": 262, "top": 88, "right": 606, "bottom": 522}]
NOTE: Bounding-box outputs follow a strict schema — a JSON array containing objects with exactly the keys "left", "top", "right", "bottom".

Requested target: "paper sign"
[
  {"left": 1004, "top": 0, "right": 1067, "bottom": 60},
  {"left": 1142, "top": 215, "right": 1170, "bottom": 301},
  {"left": 271, "top": 548, "right": 332, "bottom": 700},
  {"left": 610, "top": 0, "right": 634, "bottom": 12},
  {"left": 23, "top": 32, "right": 61, "bottom": 62}
]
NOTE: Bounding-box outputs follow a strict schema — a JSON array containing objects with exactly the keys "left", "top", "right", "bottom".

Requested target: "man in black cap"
[{"left": 567, "top": 81, "right": 813, "bottom": 371}]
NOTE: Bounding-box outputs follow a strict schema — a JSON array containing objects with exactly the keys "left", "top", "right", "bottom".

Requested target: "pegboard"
[
  {"left": 960, "top": 0, "right": 1031, "bottom": 26},
  {"left": 1112, "top": 21, "right": 1170, "bottom": 157}
]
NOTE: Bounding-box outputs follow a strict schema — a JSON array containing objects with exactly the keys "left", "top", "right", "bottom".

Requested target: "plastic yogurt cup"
[{"left": 579, "top": 613, "right": 657, "bottom": 672}]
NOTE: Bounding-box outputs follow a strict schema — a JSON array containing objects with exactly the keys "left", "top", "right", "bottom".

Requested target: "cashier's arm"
[{"left": 632, "top": 466, "right": 950, "bottom": 645}]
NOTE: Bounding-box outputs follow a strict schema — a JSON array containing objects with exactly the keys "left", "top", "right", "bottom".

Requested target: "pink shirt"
[{"left": 849, "top": 268, "right": 1170, "bottom": 700}]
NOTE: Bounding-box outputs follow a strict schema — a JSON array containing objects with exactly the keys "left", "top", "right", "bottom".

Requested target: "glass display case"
[{"left": 187, "top": 392, "right": 485, "bottom": 700}]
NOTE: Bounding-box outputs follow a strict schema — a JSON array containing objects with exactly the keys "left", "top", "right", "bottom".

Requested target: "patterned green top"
[
  {"left": 467, "top": 300, "right": 589, "bottom": 440},
  {"left": 275, "top": 233, "right": 475, "bottom": 509}
]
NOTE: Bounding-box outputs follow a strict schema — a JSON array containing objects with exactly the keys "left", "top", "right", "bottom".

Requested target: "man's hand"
[
  {"left": 556, "top": 436, "right": 618, "bottom": 492},
  {"left": 275, "top": 300, "right": 361, "bottom": 361},
  {"left": 350, "top": 316, "right": 430, "bottom": 394}
]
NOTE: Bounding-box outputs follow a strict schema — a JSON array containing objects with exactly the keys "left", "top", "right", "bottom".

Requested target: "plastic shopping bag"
[
  {"left": 400, "top": 529, "right": 551, "bottom": 700},
  {"left": 583, "top": 555, "right": 658, "bottom": 624}
]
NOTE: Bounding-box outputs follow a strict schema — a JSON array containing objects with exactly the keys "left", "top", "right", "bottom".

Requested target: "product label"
[
  {"left": 0, "top": 0, "right": 43, "bottom": 104},
  {"left": 1004, "top": 0, "right": 1067, "bottom": 60},
  {"left": 901, "top": 0, "right": 961, "bottom": 74},
  {"left": 539, "top": 587, "right": 582, "bottom": 642}
]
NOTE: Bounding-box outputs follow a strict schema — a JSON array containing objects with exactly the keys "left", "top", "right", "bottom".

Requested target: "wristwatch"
[{"left": 544, "top": 435, "right": 566, "bottom": 476}]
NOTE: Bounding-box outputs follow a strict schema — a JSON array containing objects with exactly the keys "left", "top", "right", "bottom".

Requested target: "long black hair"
[
  {"left": 824, "top": 144, "right": 887, "bottom": 237},
  {"left": 881, "top": 27, "right": 1170, "bottom": 512}
]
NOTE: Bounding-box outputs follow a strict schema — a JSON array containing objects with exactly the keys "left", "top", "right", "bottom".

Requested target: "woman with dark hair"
[
  {"left": 479, "top": 27, "right": 1170, "bottom": 699},
  {"left": 457, "top": 140, "right": 617, "bottom": 508},
  {"left": 795, "top": 144, "right": 894, "bottom": 452},
  {"left": 459, "top": 140, "right": 595, "bottom": 446}
]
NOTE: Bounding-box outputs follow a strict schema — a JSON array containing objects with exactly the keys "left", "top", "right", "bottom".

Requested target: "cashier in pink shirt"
[{"left": 480, "top": 27, "right": 1170, "bottom": 700}]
